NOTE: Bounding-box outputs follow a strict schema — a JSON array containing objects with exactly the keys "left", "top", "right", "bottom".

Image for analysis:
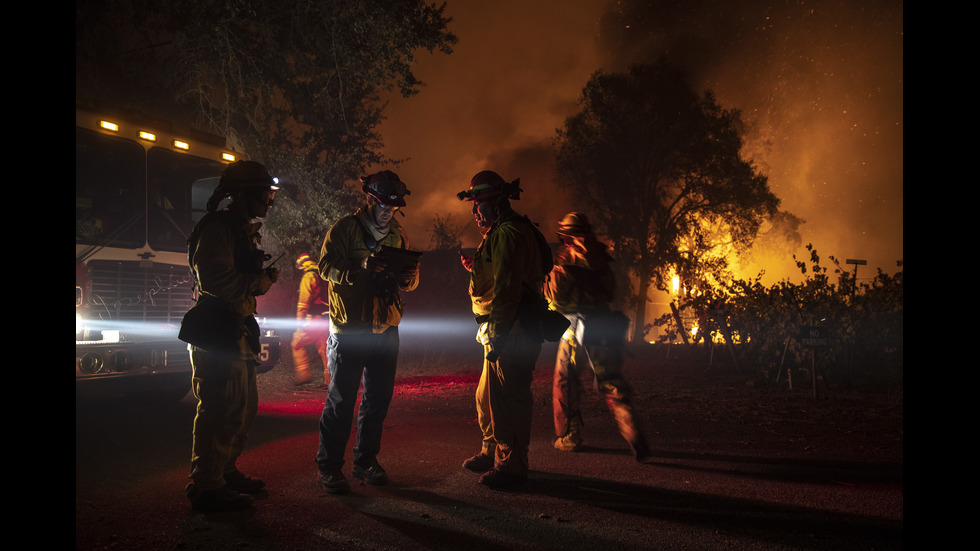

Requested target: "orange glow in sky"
[{"left": 377, "top": 0, "right": 902, "bottom": 285}]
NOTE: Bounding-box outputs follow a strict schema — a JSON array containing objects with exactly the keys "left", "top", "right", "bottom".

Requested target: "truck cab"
[{"left": 76, "top": 108, "right": 280, "bottom": 401}]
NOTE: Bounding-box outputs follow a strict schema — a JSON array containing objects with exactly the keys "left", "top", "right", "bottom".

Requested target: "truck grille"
[{"left": 85, "top": 260, "right": 195, "bottom": 324}]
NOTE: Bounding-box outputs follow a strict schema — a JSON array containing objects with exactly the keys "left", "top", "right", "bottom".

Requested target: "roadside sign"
[{"left": 800, "top": 326, "right": 829, "bottom": 347}]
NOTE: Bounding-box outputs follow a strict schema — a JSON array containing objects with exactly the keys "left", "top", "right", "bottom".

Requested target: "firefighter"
[
  {"left": 315, "top": 170, "right": 420, "bottom": 495},
  {"left": 545, "top": 212, "right": 652, "bottom": 461},
  {"left": 291, "top": 253, "right": 331, "bottom": 386},
  {"left": 458, "top": 170, "right": 552, "bottom": 489},
  {"left": 180, "top": 160, "right": 279, "bottom": 512}
]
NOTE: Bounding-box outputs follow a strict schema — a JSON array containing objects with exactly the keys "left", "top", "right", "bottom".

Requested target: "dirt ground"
[
  {"left": 281, "top": 340, "right": 904, "bottom": 467},
  {"left": 76, "top": 339, "right": 903, "bottom": 551}
]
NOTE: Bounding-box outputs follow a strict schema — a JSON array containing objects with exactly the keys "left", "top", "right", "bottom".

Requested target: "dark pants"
[
  {"left": 315, "top": 327, "right": 399, "bottom": 472},
  {"left": 483, "top": 332, "right": 541, "bottom": 476},
  {"left": 189, "top": 350, "right": 258, "bottom": 490}
]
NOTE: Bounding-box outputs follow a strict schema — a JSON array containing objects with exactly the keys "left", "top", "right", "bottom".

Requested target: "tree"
[
  {"left": 76, "top": 0, "right": 457, "bottom": 261},
  {"left": 554, "top": 59, "right": 782, "bottom": 341},
  {"left": 427, "top": 213, "right": 465, "bottom": 251}
]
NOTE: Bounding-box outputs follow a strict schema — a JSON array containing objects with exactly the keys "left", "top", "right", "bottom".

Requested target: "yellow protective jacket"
[
  {"left": 296, "top": 262, "right": 329, "bottom": 320},
  {"left": 319, "top": 207, "right": 419, "bottom": 334},
  {"left": 469, "top": 209, "right": 550, "bottom": 340}
]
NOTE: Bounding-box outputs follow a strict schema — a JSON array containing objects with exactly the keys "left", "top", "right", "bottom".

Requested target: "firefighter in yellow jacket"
[
  {"left": 545, "top": 212, "right": 651, "bottom": 461},
  {"left": 291, "top": 253, "right": 330, "bottom": 386},
  {"left": 458, "top": 170, "right": 552, "bottom": 489},
  {"left": 315, "top": 170, "right": 420, "bottom": 495}
]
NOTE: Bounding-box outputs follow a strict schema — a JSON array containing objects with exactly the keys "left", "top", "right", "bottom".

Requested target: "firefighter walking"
[
  {"left": 545, "top": 212, "right": 652, "bottom": 461},
  {"left": 291, "top": 253, "right": 330, "bottom": 386}
]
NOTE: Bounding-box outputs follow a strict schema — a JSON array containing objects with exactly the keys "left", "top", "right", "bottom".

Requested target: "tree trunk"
[{"left": 631, "top": 278, "right": 651, "bottom": 342}]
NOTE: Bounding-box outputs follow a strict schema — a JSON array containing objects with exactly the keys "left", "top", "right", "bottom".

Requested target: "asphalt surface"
[{"left": 76, "top": 340, "right": 903, "bottom": 550}]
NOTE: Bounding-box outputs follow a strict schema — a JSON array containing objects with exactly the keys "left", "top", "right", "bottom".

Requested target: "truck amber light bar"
[{"left": 89, "top": 113, "right": 238, "bottom": 162}]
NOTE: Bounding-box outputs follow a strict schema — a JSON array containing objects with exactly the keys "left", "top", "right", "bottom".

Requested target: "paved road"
[{"left": 76, "top": 341, "right": 902, "bottom": 550}]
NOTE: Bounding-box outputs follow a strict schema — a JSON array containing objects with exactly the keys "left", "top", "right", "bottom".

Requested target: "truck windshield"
[
  {"left": 76, "top": 127, "right": 145, "bottom": 249},
  {"left": 147, "top": 148, "right": 227, "bottom": 252},
  {"left": 76, "top": 127, "right": 231, "bottom": 253}
]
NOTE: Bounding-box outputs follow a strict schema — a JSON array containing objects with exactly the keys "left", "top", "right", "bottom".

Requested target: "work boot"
[
  {"left": 462, "top": 452, "right": 494, "bottom": 472},
  {"left": 632, "top": 435, "right": 655, "bottom": 463},
  {"left": 553, "top": 434, "right": 583, "bottom": 452},
  {"left": 352, "top": 460, "right": 389, "bottom": 486},
  {"left": 224, "top": 470, "right": 265, "bottom": 493},
  {"left": 317, "top": 469, "right": 350, "bottom": 495},
  {"left": 554, "top": 417, "right": 583, "bottom": 452},
  {"left": 186, "top": 483, "right": 253, "bottom": 512},
  {"left": 631, "top": 434, "right": 653, "bottom": 463},
  {"left": 478, "top": 468, "right": 527, "bottom": 490}
]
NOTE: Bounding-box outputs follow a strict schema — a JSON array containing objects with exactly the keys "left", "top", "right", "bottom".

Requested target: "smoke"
[
  {"left": 602, "top": 0, "right": 904, "bottom": 282},
  {"left": 380, "top": 0, "right": 903, "bottom": 282},
  {"left": 379, "top": 0, "right": 606, "bottom": 248}
]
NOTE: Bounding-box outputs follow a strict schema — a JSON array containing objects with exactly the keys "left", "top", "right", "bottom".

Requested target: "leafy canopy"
[
  {"left": 555, "top": 59, "right": 782, "bottom": 338},
  {"left": 77, "top": 0, "right": 458, "bottom": 259}
]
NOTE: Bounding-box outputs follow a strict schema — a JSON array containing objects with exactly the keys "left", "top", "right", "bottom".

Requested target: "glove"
[
  {"left": 399, "top": 263, "right": 419, "bottom": 287},
  {"left": 361, "top": 254, "right": 387, "bottom": 273},
  {"left": 485, "top": 335, "right": 508, "bottom": 363}
]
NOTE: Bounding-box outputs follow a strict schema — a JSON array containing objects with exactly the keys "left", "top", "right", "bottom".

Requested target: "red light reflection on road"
[
  {"left": 258, "top": 395, "right": 324, "bottom": 418},
  {"left": 258, "top": 373, "right": 480, "bottom": 419}
]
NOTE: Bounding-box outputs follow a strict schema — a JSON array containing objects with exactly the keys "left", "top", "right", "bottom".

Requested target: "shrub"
[{"left": 655, "top": 245, "right": 903, "bottom": 385}]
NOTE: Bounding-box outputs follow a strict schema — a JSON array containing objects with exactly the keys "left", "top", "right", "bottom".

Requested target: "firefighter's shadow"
[{"left": 524, "top": 469, "right": 901, "bottom": 547}]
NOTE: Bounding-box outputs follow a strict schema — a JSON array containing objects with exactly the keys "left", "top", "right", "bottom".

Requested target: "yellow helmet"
[{"left": 295, "top": 253, "right": 313, "bottom": 269}]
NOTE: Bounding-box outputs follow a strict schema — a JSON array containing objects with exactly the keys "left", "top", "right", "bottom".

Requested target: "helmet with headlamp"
[
  {"left": 361, "top": 170, "right": 410, "bottom": 207},
  {"left": 456, "top": 170, "right": 522, "bottom": 202}
]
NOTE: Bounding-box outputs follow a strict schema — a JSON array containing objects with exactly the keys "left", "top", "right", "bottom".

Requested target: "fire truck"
[{"left": 76, "top": 107, "right": 281, "bottom": 401}]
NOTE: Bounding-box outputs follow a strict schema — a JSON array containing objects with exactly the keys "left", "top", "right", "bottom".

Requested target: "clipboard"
[{"left": 376, "top": 245, "right": 422, "bottom": 275}]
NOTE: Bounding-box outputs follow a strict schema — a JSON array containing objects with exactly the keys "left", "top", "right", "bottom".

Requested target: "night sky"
[{"left": 378, "top": 0, "right": 903, "bottom": 284}]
